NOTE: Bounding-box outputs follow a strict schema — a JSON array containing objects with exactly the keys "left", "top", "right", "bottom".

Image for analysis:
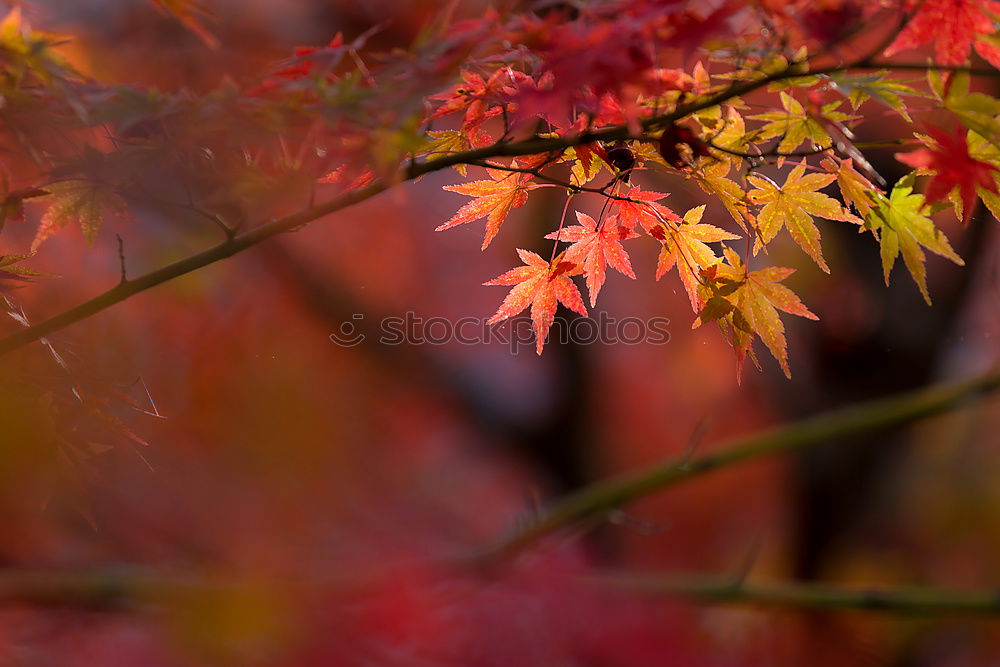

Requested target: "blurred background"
[{"left": 1, "top": 1, "right": 1000, "bottom": 665}]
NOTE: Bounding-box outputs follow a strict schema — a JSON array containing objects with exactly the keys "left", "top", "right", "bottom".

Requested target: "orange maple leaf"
[
  {"left": 748, "top": 163, "right": 857, "bottom": 273},
  {"left": 484, "top": 249, "right": 587, "bottom": 354},
  {"left": 439, "top": 163, "right": 538, "bottom": 249},
  {"left": 545, "top": 211, "right": 638, "bottom": 306},
  {"left": 696, "top": 249, "right": 817, "bottom": 379},
  {"left": 653, "top": 205, "right": 740, "bottom": 311}
]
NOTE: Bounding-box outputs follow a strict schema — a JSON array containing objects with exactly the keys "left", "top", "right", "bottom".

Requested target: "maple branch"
[
  {"left": 0, "top": 566, "right": 999, "bottom": 618},
  {"left": 859, "top": 62, "right": 1000, "bottom": 78},
  {"left": 479, "top": 366, "right": 1000, "bottom": 560},
  {"left": 0, "top": 63, "right": 826, "bottom": 356},
  {"left": 0, "top": 181, "right": 387, "bottom": 356},
  {"left": 1, "top": 53, "right": 995, "bottom": 357},
  {"left": 705, "top": 141, "right": 833, "bottom": 160},
  {"left": 592, "top": 572, "right": 1000, "bottom": 616},
  {"left": 115, "top": 234, "right": 127, "bottom": 285},
  {"left": 0, "top": 569, "right": 199, "bottom": 609},
  {"left": 465, "top": 158, "right": 652, "bottom": 204}
]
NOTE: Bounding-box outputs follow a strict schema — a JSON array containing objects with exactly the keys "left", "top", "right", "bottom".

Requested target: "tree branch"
[
  {"left": 3, "top": 566, "right": 1000, "bottom": 617},
  {"left": 0, "top": 181, "right": 387, "bottom": 356},
  {"left": 0, "top": 569, "right": 200, "bottom": 610},
  {"left": 479, "top": 366, "right": 1000, "bottom": 560},
  {"left": 593, "top": 572, "right": 1000, "bottom": 616},
  {"left": 0, "top": 57, "right": 996, "bottom": 357}
]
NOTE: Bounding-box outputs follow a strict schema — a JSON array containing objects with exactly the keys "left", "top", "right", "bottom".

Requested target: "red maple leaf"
[
  {"left": 895, "top": 125, "right": 999, "bottom": 223},
  {"left": 438, "top": 163, "right": 538, "bottom": 249},
  {"left": 614, "top": 186, "right": 681, "bottom": 234},
  {"left": 884, "top": 0, "right": 1000, "bottom": 68},
  {"left": 484, "top": 249, "right": 587, "bottom": 354},
  {"left": 429, "top": 68, "right": 522, "bottom": 130},
  {"left": 545, "top": 211, "right": 639, "bottom": 306}
]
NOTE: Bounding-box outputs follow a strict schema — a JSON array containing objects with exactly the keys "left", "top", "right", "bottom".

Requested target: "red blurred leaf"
[
  {"left": 885, "top": 0, "right": 1000, "bottom": 67},
  {"left": 32, "top": 180, "right": 127, "bottom": 250},
  {"left": 895, "top": 125, "right": 999, "bottom": 224}
]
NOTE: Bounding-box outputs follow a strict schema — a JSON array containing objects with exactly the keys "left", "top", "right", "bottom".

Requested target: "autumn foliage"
[{"left": 3, "top": 0, "right": 1000, "bottom": 664}]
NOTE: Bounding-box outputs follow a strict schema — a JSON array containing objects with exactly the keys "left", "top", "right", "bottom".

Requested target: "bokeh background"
[{"left": 2, "top": 1, "right": 1000, "bottom": 665}]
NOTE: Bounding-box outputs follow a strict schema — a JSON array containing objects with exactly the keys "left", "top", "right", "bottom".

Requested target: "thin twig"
[{"left": 115, "top": 234, "right": 127, "bottom": 285}]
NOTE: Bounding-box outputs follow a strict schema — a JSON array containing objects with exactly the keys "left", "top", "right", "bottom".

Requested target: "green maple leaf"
[
  {"left": 750, "top": 92, "right": 851, "bottom": 154},
  {"left": 928, "top": 70, "right": 1000, "bottom": 142},
  {"left": 828, "top": 71, "right": 923, "bottom": 122},
  {"left": 869, "top": 175, "right": 964, "bottom": 304}
]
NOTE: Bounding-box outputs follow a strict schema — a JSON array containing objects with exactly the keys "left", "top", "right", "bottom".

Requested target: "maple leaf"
[
  {"left": 653, "top": 205, "right": 740, "bottom": 311},
  {"left": 484, "top": 249, "right": 587, "bottom": 354},
  {"left": 317, "top": 165, "right": 376, "bottom": 194},
  {"left": 967, "top": 128, "right": 1000, "bottom": 219},
  {"left": 519, "top": 20, "right": 654, "bottom": 127},
  {"left": 928, "top": 70, "right": 1000, "bottom": 141},
  {"left": 429, "top": 68, "right": 522, "bottom": 131},
  {"left": 614, "top": 186, "right": 681, "bottom": 234},
  {"left": 869, "top": 175, "right": 964, "bottom": 304},
  {"left": 418, "top": 129, "right": 492, "bottom": 176},
  {"left": 567, "top": 144, "right": 605, "bottom": 186},
  {"left": 0, "top": 252, "right": 47, "bottom": 284},
  {"left": 750, "top": 92, "right": 851, "bottom": 154},
  {"left": 884, "top": 0, "right": 1000, "bottom": 68},
  {"left": 895, "top": 126, "right": 999, "bottom": 224},
  {"left": 701, "top": 106, "right": 751, "bottom": 170},
  {"left": 695, "top": 249, "right": 817, "bottom": 379},
  {"left": 748, "top": 163, "right": 857, "bottom": 272},
  {"left": 0, "top": 9, "right": 76, "bottom": 84},
  {"left": 694, "top": 160, "right": 754, "bottom": 231},
  {"left": 32, "top": 180, "right": 128, "bottom": 250},
  {"left": 821, "top": 156, "right": 882, "bottom": 219},
  {"left": 545, "top": 211, "right": 638, "bottom": 307},
  {"left": 438, "top": 163, "right": 538, "bottom": 250},
  {"left": 828, "top": 71, "right": 923, "bottom": 122}
]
